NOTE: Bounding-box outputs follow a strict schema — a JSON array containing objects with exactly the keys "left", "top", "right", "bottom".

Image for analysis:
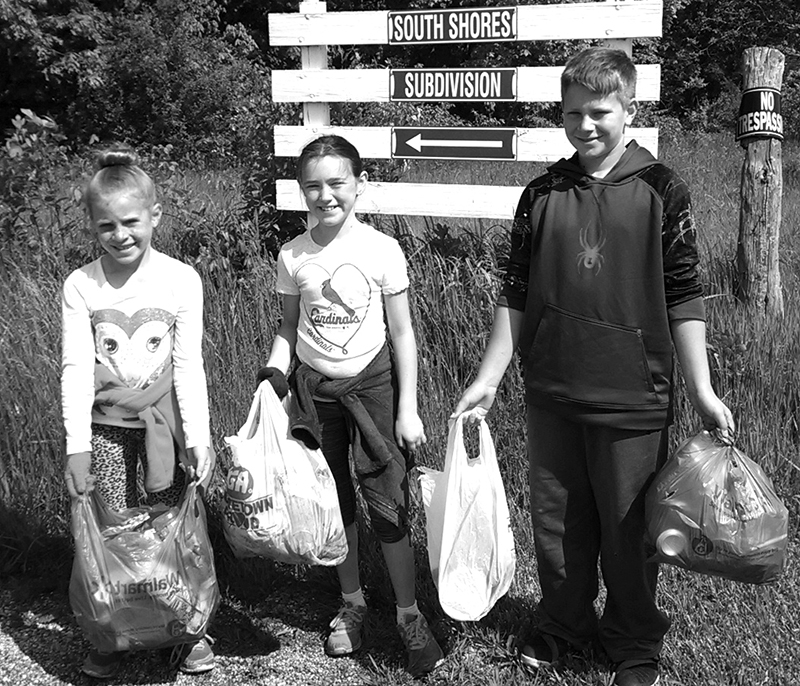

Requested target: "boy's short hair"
[{"left": 561, "top": 47, "right": 637, "bottom": 107}]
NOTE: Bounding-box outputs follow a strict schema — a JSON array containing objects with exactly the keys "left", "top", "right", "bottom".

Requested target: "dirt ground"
[{"left": 0, "top": 577, "right": 394, "bottom": 686}]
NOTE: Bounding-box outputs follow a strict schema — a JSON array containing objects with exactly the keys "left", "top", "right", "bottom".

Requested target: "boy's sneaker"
[
  {"left": 81, "top": 649, "right": 123, "bottom": 679},
  {"left": 612, "top": 659, "right": 660, "bottom": 686},
  {"left": 397, "top": 613, "right": 444, "bottom": 677},
  {"left": 325, "top": 602, "right": 368, "bottom": 656},
  {"left": 177, "top": 636, "right": 215, "bottom": 674},
  {"left": 519, "top": 632, "right": 570, "bottom": 669}
]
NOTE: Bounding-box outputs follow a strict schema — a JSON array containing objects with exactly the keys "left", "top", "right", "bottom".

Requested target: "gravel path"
[{"left": 0, "top": 579, "right": 394, "bottom": 686}]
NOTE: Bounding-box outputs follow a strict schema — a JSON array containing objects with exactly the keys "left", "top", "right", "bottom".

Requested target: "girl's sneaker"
[
  {"left": 173, "top": 636, "right": 215, "bottom": 674},
  {"left": 81, "top": 649, "right": 123, "bottom": 679},
  {"left": 397, "top": 613, "right": 444, "bottom": 677},
  {"left": 325, "top": 602, "right": 368, "bottom": 656}
]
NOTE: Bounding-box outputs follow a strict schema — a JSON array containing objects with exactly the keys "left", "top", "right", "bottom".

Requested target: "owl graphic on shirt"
[{"left": 92, "top": 308, "right": 175, "bottom": 389}]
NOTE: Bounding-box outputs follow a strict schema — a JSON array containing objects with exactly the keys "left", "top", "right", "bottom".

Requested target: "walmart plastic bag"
[
  {"left": 222, "top": 381, "right": 347, "bottom": 566},
  {"left": 645, "top": 431, "right": 788, "bottom": 584},
  {"left": 418, "top": 414, "right": 516, "bottom": 621},
  {"left": 69, "top": 480, "right": 219, "bottom": 652}
]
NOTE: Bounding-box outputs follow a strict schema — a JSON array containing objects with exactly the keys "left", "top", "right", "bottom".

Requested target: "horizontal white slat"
[
  {"left": 268, "top": 1, "right": 663, "bottom": 46},
  {"left": 273, "top": 64, "right": 660, "bottom": 103},
  {"left": 517, "top": 1, "right": 662, "bottom": 41},
  {"left": 277, "top": 179, "right": 526, "bottom": 219},
  {"left": 274, "top": 125, "right": 659, "bottom": 162}
]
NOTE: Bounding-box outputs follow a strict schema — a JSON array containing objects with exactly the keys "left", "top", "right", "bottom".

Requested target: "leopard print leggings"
[{"left": 90, "top": 424, "right": 186, "bottom": 511}]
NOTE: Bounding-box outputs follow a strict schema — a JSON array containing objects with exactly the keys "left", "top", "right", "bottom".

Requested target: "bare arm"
[
  {"left": 452, "top": 304, "right": 524, "bottom": 420},
  {"left": 266, "top": 294, "right": 301, "bottom": 374},
  {"left": 671, "top": 318, "right": 735, "bottom": 439},
  {"left": 385, "top": 289, "right": 426, "bottom": 450}
]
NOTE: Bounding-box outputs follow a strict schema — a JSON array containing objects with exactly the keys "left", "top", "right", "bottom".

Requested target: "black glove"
[{"left": 256, "top": 366, "right": 289, "bottom": 399}]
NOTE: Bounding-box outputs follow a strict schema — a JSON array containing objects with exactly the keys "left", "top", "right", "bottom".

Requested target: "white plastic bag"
[
  {"left": 222, "top": 382, "right": 347, "bottom": 566},
  {"left": 418, "top": 414, "right": 516, "bottom": 621}
]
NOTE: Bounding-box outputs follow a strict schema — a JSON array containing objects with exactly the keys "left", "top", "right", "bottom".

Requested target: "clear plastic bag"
[
  {"left": 418, "top": 414, "right": 516, "bottom": 621},
  {"left": 69, "top": 480, "right": 219, "bottom": 652},
  {"left": 645, "top": 431, "right": 788, "bottom": 584},
  {"left": 222, "top": 382, "right": 347, "bottom": 566}
]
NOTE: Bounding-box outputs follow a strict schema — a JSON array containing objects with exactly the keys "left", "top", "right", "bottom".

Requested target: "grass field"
[{"left": 1, "top": 131, "right": 799, "bottom": 685}]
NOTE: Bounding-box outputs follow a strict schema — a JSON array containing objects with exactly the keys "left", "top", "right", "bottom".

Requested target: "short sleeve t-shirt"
[{"left": 276, "top": 224, "right": 409, "bottom": 378}]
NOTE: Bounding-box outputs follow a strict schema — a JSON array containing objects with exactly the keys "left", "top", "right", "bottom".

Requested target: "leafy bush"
[
  {"left": 69, "top": 0, "right": 271, "bottom": 165},
  {"left": 0, "top": 109, "right": 88, "bottom": 274}
]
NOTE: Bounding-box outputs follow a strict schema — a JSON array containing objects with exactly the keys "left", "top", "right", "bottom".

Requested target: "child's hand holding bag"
[
  {"left": 418, "top": 413, "right": 516, "bottom": 621},
  {"left": 221, "top": 381, "right": 347, "bottom": 566}
]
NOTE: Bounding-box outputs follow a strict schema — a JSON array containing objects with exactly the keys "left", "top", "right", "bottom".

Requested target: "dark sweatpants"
[{"left": 526, "top": 405, "right": 671, "bottom": 663}]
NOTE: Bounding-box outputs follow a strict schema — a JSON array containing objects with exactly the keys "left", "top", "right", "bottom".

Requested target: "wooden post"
[
  {"left": 299, "top": 0, "right": 330, "bottom": 128},
  {"left": 298, "top": 0, "right": 329, "bottom": 228},
  {"left": 603, "top": 0, "right": 632, "bottom": 56},
  {"left": 736, "top": 47, "right": 784, "bottom": 318}
]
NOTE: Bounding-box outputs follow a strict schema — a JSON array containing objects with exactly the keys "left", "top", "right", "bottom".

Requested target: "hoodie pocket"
[{"left": 527, "top": 304, "right": 657, "bottom": 408}]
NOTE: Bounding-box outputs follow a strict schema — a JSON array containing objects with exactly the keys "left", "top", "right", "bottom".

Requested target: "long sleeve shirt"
[{"left": 61, "top": 248, "right": 210, "bottom": 455}]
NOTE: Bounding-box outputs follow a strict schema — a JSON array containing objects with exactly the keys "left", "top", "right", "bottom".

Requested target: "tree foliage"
[
  {"left": 660, "top": 0, "right": 800, "bottom": 135},
  {"left": 1, "top": 0, "right": 275, "bottom": 163}
]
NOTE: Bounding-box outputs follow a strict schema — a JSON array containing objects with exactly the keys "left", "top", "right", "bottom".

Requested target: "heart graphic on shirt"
[
  {"left": 295, "top": 263, "right": 371, "bottom": 354},
  {"left": 92, "top": 308, "right": 175, "bottom": 385}
]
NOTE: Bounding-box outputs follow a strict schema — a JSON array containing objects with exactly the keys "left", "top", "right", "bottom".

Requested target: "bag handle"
[
  {"left": 446, "top": 412, "right": 496, "bottom": 464},
  {"left": 235, "top": 383, "right": 267, "bottom": 441}
]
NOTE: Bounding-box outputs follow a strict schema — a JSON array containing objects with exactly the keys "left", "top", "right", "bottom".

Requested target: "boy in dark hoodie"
[{"left": 453, "top": 47, "right": 734, "bottom": 686}]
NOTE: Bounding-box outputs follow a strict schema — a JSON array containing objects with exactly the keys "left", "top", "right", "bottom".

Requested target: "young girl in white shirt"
[
  {"left": 259, "top": 135, "right": 444, "bottom": 677},
  {"left": 61, "top": 148, "right": 214, "bottom": 678}
]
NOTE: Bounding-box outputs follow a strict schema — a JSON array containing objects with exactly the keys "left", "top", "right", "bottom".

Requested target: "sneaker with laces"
[
  {"left": 177, "top": 637, "right": 215, "bottom": 674},
  {"left": 519, "top": 632, "right": 570, "bottom": 669},
  {"left": 325, "top": 602, "right": 368, "bottom": 656},
  {"left": 397, "top": 613, "right": 444, "bottom": 677},
  {"left": 612, "top": 659, "right": 660, "bottom": 686},
  {"left": 81, "top": 649, "right": 123, "bottom": 679}
]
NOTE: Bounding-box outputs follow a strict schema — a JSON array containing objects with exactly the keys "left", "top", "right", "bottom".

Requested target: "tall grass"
[{"left": 1, "top": 132, "right": 799, "bottom": 684}]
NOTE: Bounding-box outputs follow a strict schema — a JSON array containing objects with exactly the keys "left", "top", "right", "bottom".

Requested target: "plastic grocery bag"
[
  {"left": 418, "top": 414, "right": 516, "bottom": 621},
  {"left": 69, "top": 480, "right": 219, "bottom": 652},
  {"left": 645, "top": 431, "right": 788, "bottom": 584},
  {"left": 221, "top": 381, "right": 347, "bottom": 566}
]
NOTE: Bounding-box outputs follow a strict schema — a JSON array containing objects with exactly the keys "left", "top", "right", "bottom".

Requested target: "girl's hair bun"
[
  {"left": 83, "top": 145, "right": 155, "bottom": 214},
  {"left": 95, "top": 146, "right": 140, "bottom": 170}
]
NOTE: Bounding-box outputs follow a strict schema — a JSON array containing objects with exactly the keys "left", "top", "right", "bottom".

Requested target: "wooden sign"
[
  {"left": 272, "top": 64, "right": 661, "bottom": 103},
  {"left": 736, "top": 87, "right": 784, "bottom": 142},
  {"left": 387, "top": 7, "right": 517, "bottom": 44},
  {"left": 274, "top": 125, "right": 659, "bottom": 163},
  {"left": 393, "top": 127, "right": 517, "bottom": 160},
  {"left": 270, "top": 0, "right": 664, "bottom": 219},
  {"left": 390, "top": 68, "right": 517, "bottom": 101},
  {"left": 268, "top": 2, "right": 663, "bottom": 46}
]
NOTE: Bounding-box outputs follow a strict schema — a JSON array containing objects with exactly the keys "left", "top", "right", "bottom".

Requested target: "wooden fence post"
[
  {"left": 736, "top": 47, "right": 784, "bottom": 318},
  {"left": 298, "top": 0, "right": 329, "bottom": 128},
  {"left": 298, "top": 0, "right": 329, "bottom": 229}
]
